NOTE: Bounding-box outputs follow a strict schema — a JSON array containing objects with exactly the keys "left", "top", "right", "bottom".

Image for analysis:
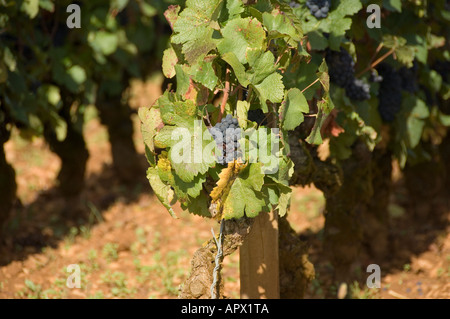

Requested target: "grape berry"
[
  {"left": 326, "top": 48, "right": 371, "bottom": 101},
  {"left": 306, "top": 0, "right": 331, "bottom": 19},
  {"left": 398, "top": 62, "right": 418, "bottom": 93},
  {"left": 345, "top": 78, "right": 371, "bottom": 101},
  {"left": 210, "top": 114, "right": 242, "bottom": 165}
]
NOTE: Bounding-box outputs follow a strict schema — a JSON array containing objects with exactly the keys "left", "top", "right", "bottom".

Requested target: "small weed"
[
  {"left": 17, "top": 279, "right": 44, "bottom": 299},
  {"left": 100, "top": 271, "right": 136, "bottom": 298},
  {"left": 349, "top": 281, "right": 379, "bottom": 299},
  {"left": 64, "top": 227, "right": 79, "bottom": 249},
  {"left": 102, "top": 243, "right": 119, "bottom": 262},
  {"left": 135, "top": 227, "right": 147, "bottom": 245}
]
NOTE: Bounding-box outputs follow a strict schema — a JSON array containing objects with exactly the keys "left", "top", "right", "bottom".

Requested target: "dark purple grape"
[
  {"left": 345, "top": 78, "right": 371, "bottom": 101},
  {"left": 306, "top": 0, "right": 331, "bottom": 19},
  {"left": 209, "top": 115, "right": 242, "bottom": 164},
  {"left": 326, "top": 48, "right": 355, "bottom": 88},
  {"left": 377, "top": 63, "right": 403, "bottom": 122}
]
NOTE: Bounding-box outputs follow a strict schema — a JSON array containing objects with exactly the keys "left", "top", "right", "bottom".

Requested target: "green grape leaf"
[
  {"left": 383, "top": 0, "right": 402, "bottom": 12},
  {"left": 236, "top": 100, "right": 250, "bottom": 129},
  {"left": 174, "top": 171, "right": 206, "bottom": 199},
  {"left": 139, "top": 106, "right": 163, "bottom": 164},
  {"left": 405, "top": 96, "right": 429, "bottom": 148},
  {"left": 147, "top": 167, "right": 177, "bottom": 218},
  {"left": 67, "top": 65, "right": 86, "bottom": 85},
  {"left": 306, "top": 92, "right": 334, "bottom": 145},
  {"left": 175, "top": 64, "right": 191, "bottom": 97},
  {"left": 307, "top": 30, "right": 329, "bottom": 51},
  {"left": 253, "top": 72, "right": 285, "bottom": 112},
  {"left": 172, "top": 0, "right": 224, "bottom": 64},
  {"left": 283, "top": 57, "right": 321, "bottom": 100},
  {"left": 154, "top": 126, "right": 179, "bottom": 148},
  {"left": 280, "top": 88, "right": 309, "bottom": 131},
  {"left": 222, "top": 163, "right": 266, "bottom": 219},
  {"left": 162, "top": 47, "right": 178, "bottom": 79},
  {"left": 276, "top": 189, "right": 291, "bottom": 217},
  {"left": 21, "top": 0, "right": 39, "bottom": 18},
  {"left": 262, "top": 10, "right": 302, "bottom": 42},
  {"left": 182, "top": 191, "right": 212, "bottom": 217},
  {"left": 164, "top": 5, "right": 180, "bottom": 30},
  {"left": 217, "top": 17, "right": 266, "bottom": 65},
  {"left": 190, "top": 60, "right": 218, "bottom": 90},
  {"left": 334, "top": 0, "right": 363, "bottom": 17},
  {"left": 247, "top": 50, "right": 277, "bottom": 85},
  {"left": 226, "top": 0, "right": 244, "bottom": 19},
  {"left": 167, "top": 118, "right": 216, "bottom": 182},
  {"left": 88, "top": 31, "right": 119, "bottom": 56},
  {"left": 221, "top": 52, "right": 250, "bottom": 86},
  {"left": 317, "top": 59, "right": 329, "bottom": 92}
]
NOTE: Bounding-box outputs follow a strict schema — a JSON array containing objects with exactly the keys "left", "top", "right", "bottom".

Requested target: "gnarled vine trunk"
[
  {"left": 359, "top": 148, "right": 392, "bottom": 260},
  {"left": 179, "top": 217, "right": 254, "bottom": 299},
  {"left": 441, "top": 133, "right": 450, "bottom": 195},
  {"left": 44, "top": 95, "right": 89, "bottom": 198},
  {"left": 96, "top": 91, "right": 142, "bottom": 183},
  {"left": 323, "top": 141, "right": 372, "bottom": 283},
  {"left": 0, "top": 130, "right": 17, "bottom": 235},
  {"left": 279, "top": 215, "right": 315, "bottom": 298},
  {"left": 323, "top": 141, "right": 393, "bottom": 283}
]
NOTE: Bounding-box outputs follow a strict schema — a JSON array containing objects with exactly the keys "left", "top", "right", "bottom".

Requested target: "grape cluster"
[
  {"left": 306, "top": 0, "right": 331, "bottom": 19},
  {"left": 210, "top": 114, "right": 242, "bottom": 165},
  {"left": 345, "top": 78, "right": 371, "bottom": 101},
  {"left": 289, "top": 1, "right": 300, "bottom": 9},
  {"left": 326, "top": 48, "right": 355, "bottom": 87},
  {"left": 433, "top": 60, "right": 450, "bottom": 83},
  {"left": 377, "top": 63, "right": 403, "bottom": 122},
  {"left": 248, "top": 109, "right": 268, "bottom": 126},
  {"left": 326, "top": 48, "right": 371, "bottom": 101},
  {"left": 398, "top": 62, "right": 418, "bottom": 93}
]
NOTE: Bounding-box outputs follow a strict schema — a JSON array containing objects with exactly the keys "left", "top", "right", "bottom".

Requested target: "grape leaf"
[
  {"left": 164, "top": 5, "right": 180, "bottom": 30},
  {"left": 280, "top": 88, "right": 309, "bottom": 131},
  {"left": 190, "top": 60, "right": 218, "bottom": 90},
  {"left": 221, "top": 52, "right": 250, "bottom": 87},
  {"left": 222, "top": 163, "right": 266, "bottom": 219},
  {"left": 236, "top": 100, "right": 250, "bottom": 129},
  {"left": 405, "top": 96, "right": 429, "bottom": 148},
  {"left": 162, "top": 47, "right": 178, "bottom": 78},
  {"left": 147, "top": 167, "right": 177, "bottom": 218},
  {"left": 181, "top": 191, "right": 212, "bottom": 217},
  {"left": 253, "top": 72, "right": 285, "bottom": 112},
  {"left": 226, "top": 0, "right": 244, "bottom": 20},
  {"left": 217, "top": 17, "right": 266, "bottom": 65},
  {"left": 262, "top": 10, "right": 302, "bottom": 42},
  {"left": 172, "top": 0, "right": 224, "bottom": 64},
  {"left": 306, "top": 92, "right": 334, "bottom": 145},
  {"left": 168, "top": 118, "right": 216, "bottom": 182},
  {"left": 247, "top": 50, "right": 277, "bottom": 85},
  {"left": 139, "top": 106, "right": 163, "bottom": 164},
  {"left": 383, "top": 0, "right": 402, "bottom": 13},
  {"left": 175, "top": 64, "right": 191, "bottom": 97}
]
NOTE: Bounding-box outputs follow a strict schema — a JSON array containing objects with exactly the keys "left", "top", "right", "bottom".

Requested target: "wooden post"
[{"left": 240, "top": 210, "right": 279, "bottom": 299}]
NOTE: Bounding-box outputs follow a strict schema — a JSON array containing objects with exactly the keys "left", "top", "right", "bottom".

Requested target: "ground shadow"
[
  {"left": 298, "top": 177, "right": 450, "bottom": 298},
  {"left": 0, "top": 154, "right": 151, "bottom": 267}
]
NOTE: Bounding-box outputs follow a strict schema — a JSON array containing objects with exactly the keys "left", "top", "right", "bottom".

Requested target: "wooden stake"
[{"left": 239, "top": 210, "right": 280, "bottom": 299}]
